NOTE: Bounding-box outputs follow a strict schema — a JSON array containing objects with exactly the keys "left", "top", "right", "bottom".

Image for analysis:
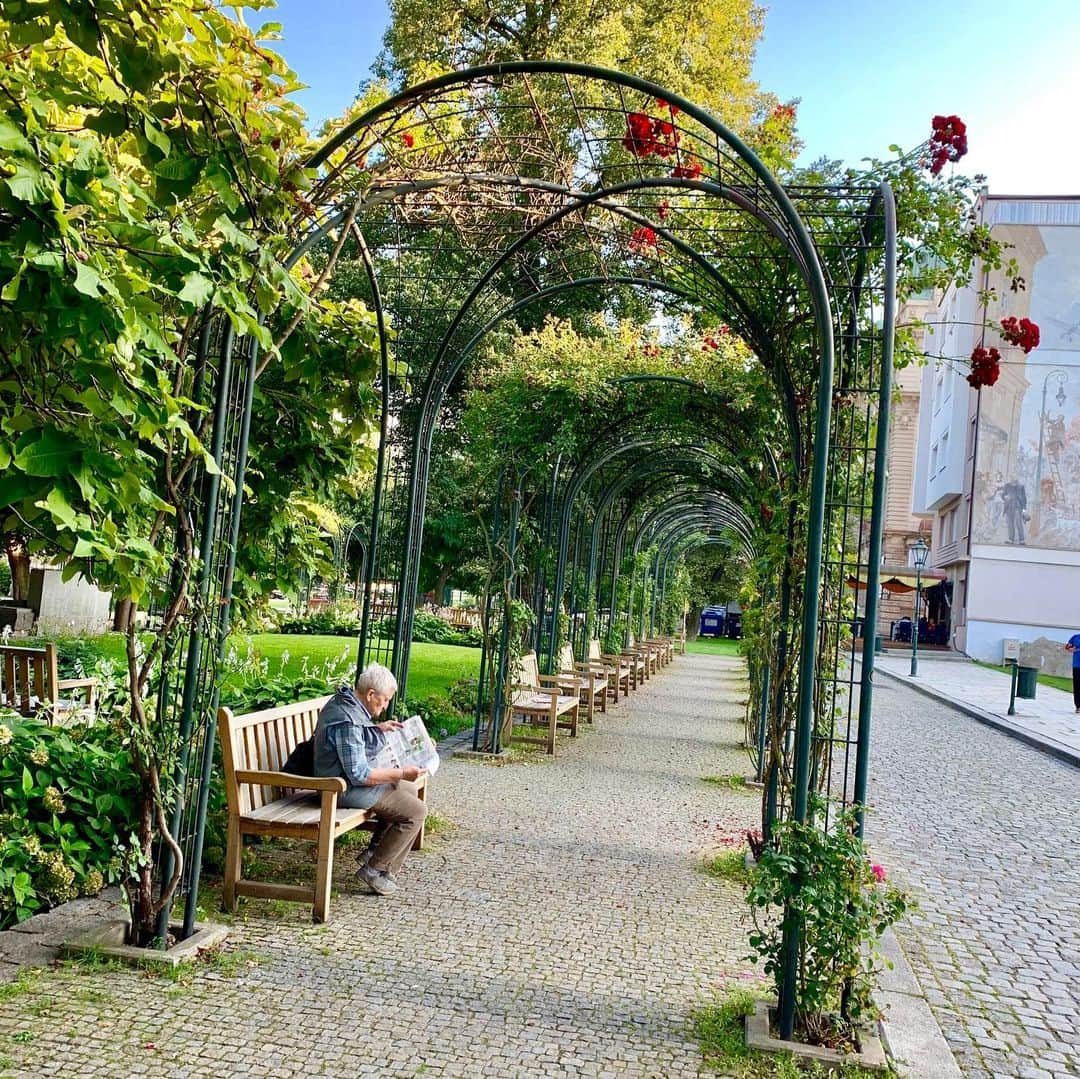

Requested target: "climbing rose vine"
[
  {"left": 1000, "top": 316, "right": 1040, "bottom": 353},
  {"left": 967, "top": 346, "right": 1001, "bottom": 388},
  {"left": 927, "top": 114, "right": 968, "bottom": 175}
]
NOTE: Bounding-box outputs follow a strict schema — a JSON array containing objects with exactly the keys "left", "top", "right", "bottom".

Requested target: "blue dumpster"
[{"left": 698, "top": 605, "right": 726, "bottom": 638}]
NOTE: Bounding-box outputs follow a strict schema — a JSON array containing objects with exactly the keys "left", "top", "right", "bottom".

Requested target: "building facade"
[{"left": 913, "top": 194, "right": 1080, "bottom": 664}]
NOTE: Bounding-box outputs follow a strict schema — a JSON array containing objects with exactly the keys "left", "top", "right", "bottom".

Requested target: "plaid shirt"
[{"left": 315, "top": 688, "right": 385, "bottom": 788}]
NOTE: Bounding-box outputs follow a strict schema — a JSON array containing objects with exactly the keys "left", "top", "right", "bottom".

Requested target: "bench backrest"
[
  {"left": 587, "top": 639, "right": 602, "bottom": 662},
  {"left": 558, "top": 643, "right": 575, "bottom": 671},
  {"left": 217, "top": 695, "right": 331, "bottom": 815},
  {"left": 0, "top": 644, "right": 60, "bottom": 717},
  {"left": 513, "top": 650, "right": 540, "bottom": 689}
]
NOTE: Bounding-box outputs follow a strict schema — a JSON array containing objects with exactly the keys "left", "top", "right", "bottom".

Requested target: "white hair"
[{"left": 356, "top": 662, "right": 398, "bottom": 697}]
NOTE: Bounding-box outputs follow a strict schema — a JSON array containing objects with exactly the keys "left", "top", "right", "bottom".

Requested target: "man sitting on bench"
[{"left": 313, "top": 663, "right": 427, "bottom": 897}]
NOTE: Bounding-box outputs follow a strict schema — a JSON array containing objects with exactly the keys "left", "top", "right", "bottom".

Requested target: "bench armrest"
[
  {"left": 234, "top": 769, "right": 347, "bottom": 793},
  {"left": 57, "top": 677, "right": 97, "bottom": 690}
]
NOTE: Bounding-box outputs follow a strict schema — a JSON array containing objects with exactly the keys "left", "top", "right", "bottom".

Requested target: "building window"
[{"left": 939, "top": 430, "right": 949, "bottom": 472}]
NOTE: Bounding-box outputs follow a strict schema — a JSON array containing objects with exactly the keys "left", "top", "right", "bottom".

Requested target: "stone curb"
[
  {"left": 873, "top": 666, "right": 1080, "bottom": 768},
  {"left": 874, "top": 928, "right": 962, "bottom": 1078}
]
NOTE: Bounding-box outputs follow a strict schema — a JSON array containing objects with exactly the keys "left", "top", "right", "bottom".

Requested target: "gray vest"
[{"left": 313, "top": 687, "right": 388, "bottom": 810}]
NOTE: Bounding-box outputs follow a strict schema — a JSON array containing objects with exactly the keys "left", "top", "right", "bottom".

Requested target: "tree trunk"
[
  {"left": 113, "top": 597, "right": 133, "bottom": 633},
  {"left": 434, "top": 567, "right": 451, "bottom": 606},
  {"left": 4, "top": 532, "right": 31, "bottom": 603}
]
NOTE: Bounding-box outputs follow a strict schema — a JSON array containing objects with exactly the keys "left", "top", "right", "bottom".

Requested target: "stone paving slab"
[
  {"left": 0, "top": 654, "right": 766, "bottom": 1078},
  {"left": 865, "top": 676, "right": 1080, "bottom": 1079},
  {"left": 870, "top": 653, "right": 1080, "bottom": 765}
]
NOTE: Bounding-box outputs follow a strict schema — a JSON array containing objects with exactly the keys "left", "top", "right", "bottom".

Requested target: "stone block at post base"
[{"left": 745, "top": 1000, "right": 887, "bottom": 1071}]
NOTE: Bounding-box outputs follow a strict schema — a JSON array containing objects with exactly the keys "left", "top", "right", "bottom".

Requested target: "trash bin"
[
  {"left": 1016, "top": 665, "right": 1038, "bottom": 699},
  {"left": 874, "top": 635, "right": 884, "bottom": 655}
]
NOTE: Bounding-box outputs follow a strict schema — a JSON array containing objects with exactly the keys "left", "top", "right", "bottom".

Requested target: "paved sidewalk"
[
  {"left": 0, "top": 653, "right": 765, "bottom": 1078},
  {"left": 865, "top": 676, "right": 1080, "bottom": 1079},
  {"left": 870, "top": 652, "right": 1080, "bottom": 766}
]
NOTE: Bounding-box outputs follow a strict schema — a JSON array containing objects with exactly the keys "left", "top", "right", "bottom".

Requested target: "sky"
[{"left": 253, "top": 0, "right": 1080, "bottom": 195}]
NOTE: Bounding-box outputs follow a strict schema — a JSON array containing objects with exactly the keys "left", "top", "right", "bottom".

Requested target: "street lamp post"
[
  {"left": 909, "top": 536, "right": 930, "bottom": 677},
  {"left": 1034, "top": 369, "right": 1068, "bottom": 525}
]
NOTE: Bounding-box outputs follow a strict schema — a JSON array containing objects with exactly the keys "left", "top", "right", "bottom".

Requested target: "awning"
[{"left": 846, "top": 567, "right": 947, "bottom": 594}]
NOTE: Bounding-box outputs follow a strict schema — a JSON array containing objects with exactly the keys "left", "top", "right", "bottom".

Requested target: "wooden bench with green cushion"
[
  {"left": 217, "top": 695, "right": 426, "bottom": 922},
  {"left": 506, "top": 650, "right": 580, "bottom": 754},
  {"left": 0, "top": 643, "right": 96, "bottom": 723}
]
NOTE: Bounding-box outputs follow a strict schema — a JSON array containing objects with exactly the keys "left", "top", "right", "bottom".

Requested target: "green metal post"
[
  {"left": 778, "top": 254, "right": 836, "bottom": 1041},
  {"left": 853, "top": 183, "right": 896, "bottom": 838}
]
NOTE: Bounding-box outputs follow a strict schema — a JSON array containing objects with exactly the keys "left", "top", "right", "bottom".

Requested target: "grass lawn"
[
  {"left": 74, "top": 632, "right": 479, "bottom": 701},
  {"left": 685, "top": 637, "right": 743, "bottom": 657},
  {"left": 974, "top": 659, "right": 1072, "bottom": 696},
  {"left": 239, "top": 634, "right": 480, "bottom": 700}
]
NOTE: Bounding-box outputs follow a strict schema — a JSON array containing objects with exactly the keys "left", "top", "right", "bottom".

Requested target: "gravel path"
[{"left": 0, "top": 652, "right": 762, "bottom": 1078}]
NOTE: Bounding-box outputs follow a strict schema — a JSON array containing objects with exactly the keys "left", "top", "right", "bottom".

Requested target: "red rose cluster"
[
  {"left": 967, "top": 346, "right": 1001, "bottom": 388},
  {"left": 928, "top": 114, "right": 968, "bottom": 175},
  {"left": 623, "top": 111, "right": 679, "bottom": 159},
  {"left": 629, "top": 225, "right": 658, "bottom": 253},
  {"left": 670, "top": 160, "right": 703, "bottom": 180},
  {"left": 623, "top": 106, "right": 706, "bottom": 182},
  {"left": 999, "top": 316, "right": 1040, "bottom": 353}
]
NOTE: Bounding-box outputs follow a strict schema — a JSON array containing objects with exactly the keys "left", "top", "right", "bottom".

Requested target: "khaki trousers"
[{"left": 367, "top": 780, "right": 427, "bottom": 875}]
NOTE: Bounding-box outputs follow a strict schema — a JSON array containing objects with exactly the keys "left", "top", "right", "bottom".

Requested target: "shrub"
[
  {"left": 0, "top": 712, "right": 139, "bottom": 927},
  {"left": 276, "top": 603, "right": 361, "bottom": 637},
  {"left": 747, "top": 801, "right": 910, "bottom": 1048}
]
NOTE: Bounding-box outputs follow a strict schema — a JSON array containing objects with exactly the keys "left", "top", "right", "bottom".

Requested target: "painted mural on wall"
[{"left": 972, "top": 223, "right": 1080, "bottom": 550}]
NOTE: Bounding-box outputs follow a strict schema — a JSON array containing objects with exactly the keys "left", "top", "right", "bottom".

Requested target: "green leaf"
[
  {"left": 21, "top": 767, "right": 32, "bottom": 795},
  {"left": 30, "top": 251, "right": 65, "bottom": 271},
  {"left": 0, "top": 117, "right": 31, "bottom": 153},
  {"left": 13, "top": 429, "right": 79, "bottom": 478},
  {"left": 4, "top": 163, "right": 50, "bottom": 204},
  {"left": 42, "top": 487, "right": 77, "bottom": 530},
  {"left": 0, "top": 265, "right": 24, "bottom": 302},
  {"left": 177, "top": 271, "right": 214, "bottom": 306},
  {"left": 142, "top": 117, "right": 171, "bottom": 157},
  {"left": 12, "top": 872, "right": 32, "bottom": 906},
  {"left": 72, "top": 261, "right": 104, "bottom": 297},
  {"left": 212, "top": 214, "right": 257, "bottom": 252},
  {"left": 154, "top": 156, "right": 201, "bottom": 182}
]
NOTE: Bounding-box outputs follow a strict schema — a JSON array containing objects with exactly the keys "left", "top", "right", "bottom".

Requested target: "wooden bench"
[
  {"left": 0, "top": 643, "right": 96, "bottom": 723},
  {"left": 619, "top": 643, "right": 648, "bottom": 686},
  {"left": 506, "top": 650, "right": 580, "bottom": 754},
  {"left": 640, "top": 636, "right": 674, "bottom": 666},
  {"left": 556, "top": 643, "right": 609, "bottom": 723},
  {"left": 592, "top": 640, "right": 632, "bottom": 699},
  {"left": 217, "top": 695, "right": 427, "bottom": 922}
]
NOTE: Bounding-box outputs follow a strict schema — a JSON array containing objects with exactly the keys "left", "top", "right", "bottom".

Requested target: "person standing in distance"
[
  {"left": 1065, "top": 632, "right": 1080, "bottom": 714},
  {"left": 313, "top": 662, "right": 427, "bottom": 895}
]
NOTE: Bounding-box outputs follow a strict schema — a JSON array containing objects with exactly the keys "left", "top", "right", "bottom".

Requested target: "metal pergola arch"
[{"left": 156, "top": 64, "right": 896, "bottom": 1038}]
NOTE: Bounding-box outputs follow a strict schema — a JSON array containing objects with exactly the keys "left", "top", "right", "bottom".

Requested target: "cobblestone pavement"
[
  {"left": 865, "top": 677, "right": 1080, "bottom": 1079},
  {"left": 0, "top": 653, "right": 762, "bottom": 1078}
]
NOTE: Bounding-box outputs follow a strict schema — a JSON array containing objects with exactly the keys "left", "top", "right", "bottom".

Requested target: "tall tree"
[{"left": 374, "top": 0, "right": 775, "bottom": 140}]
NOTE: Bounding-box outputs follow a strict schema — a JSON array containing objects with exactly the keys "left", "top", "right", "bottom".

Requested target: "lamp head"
[
  {"left": 1056, "top": 383, "right": 1067, "bottom": 407},
  {"left": 911, "top": 536, "right": 930, "bottom": 569}
]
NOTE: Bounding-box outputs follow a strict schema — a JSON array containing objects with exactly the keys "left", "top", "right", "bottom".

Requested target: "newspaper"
[{"left": 373, "top": 714, "right": 440, "bottom": 775}]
